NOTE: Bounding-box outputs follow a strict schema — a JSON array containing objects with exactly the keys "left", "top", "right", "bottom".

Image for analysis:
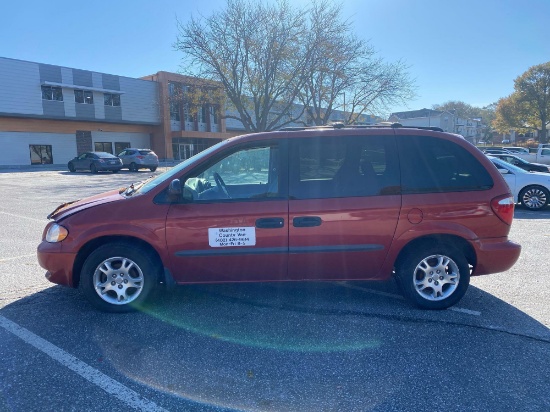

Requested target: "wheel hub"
[
  {"left": 93, "top": 257, "right": 144, "bottom": 305},
  {"left": 413, "top": 254, "right": 460, "bottom": 301}
]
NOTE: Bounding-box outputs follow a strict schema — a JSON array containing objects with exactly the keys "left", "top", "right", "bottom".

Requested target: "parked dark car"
[
  {"left": 39, "top": 124, "right": 521, "bottom": 312},
  {"left": 489, "top": 154, "right": 550, "bottom": 173},
  {"left": 117, "top": 148, "right": 159, "bottom": 172},
  {"left": 67, "top": 152, "right": 123, "bottom": 173}
]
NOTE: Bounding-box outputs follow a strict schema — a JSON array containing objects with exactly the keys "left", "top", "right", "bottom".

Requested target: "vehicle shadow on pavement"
[
  {"left": 2, "top": 282, "right": 550, "bottom": 411},
  {"left": 3, "top": 280, "right": 549, "bottom": 344}
]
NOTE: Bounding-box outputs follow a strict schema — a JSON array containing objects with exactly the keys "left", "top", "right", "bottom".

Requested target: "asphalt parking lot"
[{"left": 1, "top": 168, "right": 549, "bottom": 411}]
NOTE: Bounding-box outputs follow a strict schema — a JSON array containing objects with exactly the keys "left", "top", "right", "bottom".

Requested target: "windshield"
[
  {"left": 96, "top": 152, "right": 117, "bottom": 158},
  {"left": 136, "top": 140, "right": 230, "bottom": 194},
  {"left": 490, "top": 157, "right": 526, "bottom": 174}
]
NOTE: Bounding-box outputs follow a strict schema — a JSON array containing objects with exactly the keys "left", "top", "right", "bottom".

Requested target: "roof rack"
[{"left": 279, "top": 122, "right": 444, "bottom": 132}]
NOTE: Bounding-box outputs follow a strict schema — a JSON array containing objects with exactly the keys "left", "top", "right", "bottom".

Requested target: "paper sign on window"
[{"left": 208, "top": 227, "right": 256, "bottom": 247}]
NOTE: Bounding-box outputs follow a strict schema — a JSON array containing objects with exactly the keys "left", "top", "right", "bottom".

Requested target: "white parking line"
[
  {"left": 335, "top": 281, "right": 481, "bottom": 316},
  {"left": 0, "top": 211, "right": 44, "bottom": 223},
  {"left": 0, "top": 315, "right": 167, "bottom": 412},
  {"left": 0, "top": 254, "right": 36, "bottom": 263}
]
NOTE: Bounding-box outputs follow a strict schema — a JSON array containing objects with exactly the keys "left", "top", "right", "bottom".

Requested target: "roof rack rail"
[{"left": 279, "top": 123, "right": 444, "bottom": 132}]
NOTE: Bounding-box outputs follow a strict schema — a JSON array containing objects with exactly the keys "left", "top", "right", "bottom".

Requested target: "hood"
[{"left": 48, "top": 188, "right": 125, "bottom": 221}]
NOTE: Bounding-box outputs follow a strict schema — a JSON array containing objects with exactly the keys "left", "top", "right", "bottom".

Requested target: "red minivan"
[{"left": 37, "top": 124, "right": 521, "bottom": 312}]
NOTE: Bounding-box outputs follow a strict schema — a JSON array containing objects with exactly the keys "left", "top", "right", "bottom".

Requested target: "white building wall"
[
  {"left": 0, "top": 132, "right": 76, "bottom": 166},
  {"left": 0, "top": 58, "right": 43, "bottom": 115}
]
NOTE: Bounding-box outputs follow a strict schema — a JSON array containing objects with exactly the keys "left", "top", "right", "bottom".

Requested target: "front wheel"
[
  {"left": 80, "top": 243, "right": 159, "bottom": 312},
  {"left": 68, "top": 162, "right": 75, "bottom": 172},
  {"left": 520, "top": 186, "right": 549, "bottom": 210},
  {"left": 396, "top": 245, "right": 470, "bottom": 310},
  {"left": 150, "top": 167, "right": 157, "bottom": 172}
]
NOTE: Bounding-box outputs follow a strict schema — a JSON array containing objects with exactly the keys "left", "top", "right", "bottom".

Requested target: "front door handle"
[
  {"left": 293, "top": 216, "right": 322, "bottom": 227},
  {"left": 256, "top": 217, "right": 284, "bottom": 229}
]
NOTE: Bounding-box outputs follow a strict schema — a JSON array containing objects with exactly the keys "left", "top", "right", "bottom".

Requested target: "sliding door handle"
[{"left": 293, "top": 216, "right": 322, "bottom": 227}]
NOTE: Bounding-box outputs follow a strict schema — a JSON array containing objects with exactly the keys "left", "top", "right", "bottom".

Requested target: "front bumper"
[
  {"left": 37, "top": 241, "right": 77, "bottom": 287},
  {"left": 471, "top": 238, "right": 521, "bottom": 276}
]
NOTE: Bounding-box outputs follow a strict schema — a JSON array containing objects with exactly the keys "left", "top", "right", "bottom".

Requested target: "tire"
[
  {"left": 129, "top": 162, "right": 138, "bottom": 172},
  {"left": 90, "top": 164, "right": 98, "bottom": 174},
  {"left": 519, "top": 185, "right": 549, "bottom": 210},
  {"left": 79, "top": 243, "right": 159, "bottom": 313},
  {"left": 68, "top": 162, "right": 75, "bottom": 172},
  {"left": 150, "top": 167, "right": 157, "bottom": 172},
  {"left": 396, "top": 245, "right": 470, "bottom": 310},
  {"left": 112, "top": 170, "right": 119, "bottom": 174}
]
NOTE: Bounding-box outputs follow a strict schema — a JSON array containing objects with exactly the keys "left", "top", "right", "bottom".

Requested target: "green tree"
[{"left": 494, "top": 62, "right": 550, "bottom": 143}]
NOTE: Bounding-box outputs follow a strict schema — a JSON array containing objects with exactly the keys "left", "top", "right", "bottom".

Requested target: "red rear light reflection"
[
  {"left": 491, "top": 195, "right": 515, "bottom": 225},
  {"left": 137, "top": 156, "right": 144, "bottom": 159}
]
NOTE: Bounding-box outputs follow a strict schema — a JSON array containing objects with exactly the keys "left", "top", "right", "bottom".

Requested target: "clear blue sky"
[{"left": 2, "top": 0, "right": 549, "bottom": 115}]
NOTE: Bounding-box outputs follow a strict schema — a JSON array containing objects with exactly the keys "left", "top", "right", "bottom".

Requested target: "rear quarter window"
[{"left": 397, "top": 135, "right": 493, "bottom": 194}]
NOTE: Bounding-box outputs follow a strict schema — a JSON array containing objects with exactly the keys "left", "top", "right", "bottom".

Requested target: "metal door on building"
[{"left": 173, "top": 143, "right": 195, "bottom": 161}]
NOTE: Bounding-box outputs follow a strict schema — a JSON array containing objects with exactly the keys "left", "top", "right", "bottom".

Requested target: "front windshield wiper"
[{"left": 122, "top": 175, "right": 155, "bottom": 196}]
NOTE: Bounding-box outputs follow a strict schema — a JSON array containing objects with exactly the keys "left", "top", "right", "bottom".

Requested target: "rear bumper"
[
  {"left": 472, "top": 238, "right": 521, "bottom": 276},
  {"left": 37, "top": 241, "right": 77, "bottom": 287}
]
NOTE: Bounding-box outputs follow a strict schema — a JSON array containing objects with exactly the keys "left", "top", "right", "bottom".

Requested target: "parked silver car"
[{"left": 117, "top": 148, "right": 159, "bottom": 172}]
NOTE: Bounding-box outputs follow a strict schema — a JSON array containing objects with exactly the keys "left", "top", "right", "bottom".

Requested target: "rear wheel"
[
  {"left": 80, "top": 243, "right": 159, "bottom": 312},
  {"left": 90, "top": 164, "right": 98, "bottom": 174},
  {"left": 129, "top": 162, "right": 138, "bottom": 172},
  {"left": 520, "top": 185, "right": 549, "bottom": 210},
  {"left": 150, "top": 167, "right": 157, "bottom": 172},
  {"left": 396, "top": 245, "right": 470, "bottom": 310}
]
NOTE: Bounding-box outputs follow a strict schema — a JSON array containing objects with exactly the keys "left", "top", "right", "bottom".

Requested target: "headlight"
[{"left": 45, "top": 223, "right": 69, "bottom": 243}]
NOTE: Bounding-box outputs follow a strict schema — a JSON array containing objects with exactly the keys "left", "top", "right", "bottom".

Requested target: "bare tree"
[
  {"left": 175, "top": 0, "right": 415, "bottom": 130},
  {"left": 300, "top": 1, "right": 415, "bottom": 125},
  {"left": 175, "top": 0, "right": 310, "bottom": 132}
]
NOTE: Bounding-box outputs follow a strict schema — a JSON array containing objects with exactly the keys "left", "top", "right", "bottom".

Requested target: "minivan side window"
[
  {"left": 289, "top": 135, "right": 400, "bottom": 199},
  {"left": 184, "top": 144, "right": 281, "bottom": 201},
  {"left": 397, "top": 135, "right": 493, "bottom": 194}
]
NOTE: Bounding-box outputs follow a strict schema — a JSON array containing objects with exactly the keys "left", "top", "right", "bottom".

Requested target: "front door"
[
  {"left": 166, "top": 140, "right": 289, "bottom": 283},
  {"left": 288, "top": 134, "right": 401, "bottom": 280}
]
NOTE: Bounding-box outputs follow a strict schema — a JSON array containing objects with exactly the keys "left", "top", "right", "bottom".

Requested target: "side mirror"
[
  {"left": 168, "top": 179, "right": 193, "bottom": 202},
  {"left": 498, "top": 168, "right": 509, "bottom": 175},
  {"left": 168, "top": 179, "right": 182, "bottom": 201}
]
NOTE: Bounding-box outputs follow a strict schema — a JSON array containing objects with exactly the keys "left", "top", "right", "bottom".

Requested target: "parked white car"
[{"left": 489, "top": 157, "right": 550, "bottom": 210}]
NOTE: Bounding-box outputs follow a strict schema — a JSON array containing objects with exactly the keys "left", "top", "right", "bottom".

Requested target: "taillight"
[
  {"left": 137, "top": 156, "right": 144, "bottom": 159},
  {"left": 491, "top": 195, "right": 515, "bottom": 225}
]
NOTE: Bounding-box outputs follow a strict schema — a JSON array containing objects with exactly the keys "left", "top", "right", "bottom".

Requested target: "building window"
[
  {"left": 210, "top": 106, "right": 219, "bottom": 124},
  {"left": 29, "top": 145, "right": 53, "bottom": 165},
  {"left": 104, "top": 93, "right": 120, "bottom": 107},
  {"left": 198, "top": 105, "right": 208, "bottom": 123},
  {"left": 115, "top": 142, "right": 130, "bottom": 155},
  {"left": 170, "top": 102, "right": 181, "bottom": 121},
  {"left": 94, "top": 142, "right": 113, "bottom": 153},
  {"left": 41, "top": 86, "right": 63, "bottom": 101},
  {"left": 184, "top": 105, "right": 194, "bottom": 122},
  {"left": 75, "top": 89, "right": 94, "bottom": 104}
]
